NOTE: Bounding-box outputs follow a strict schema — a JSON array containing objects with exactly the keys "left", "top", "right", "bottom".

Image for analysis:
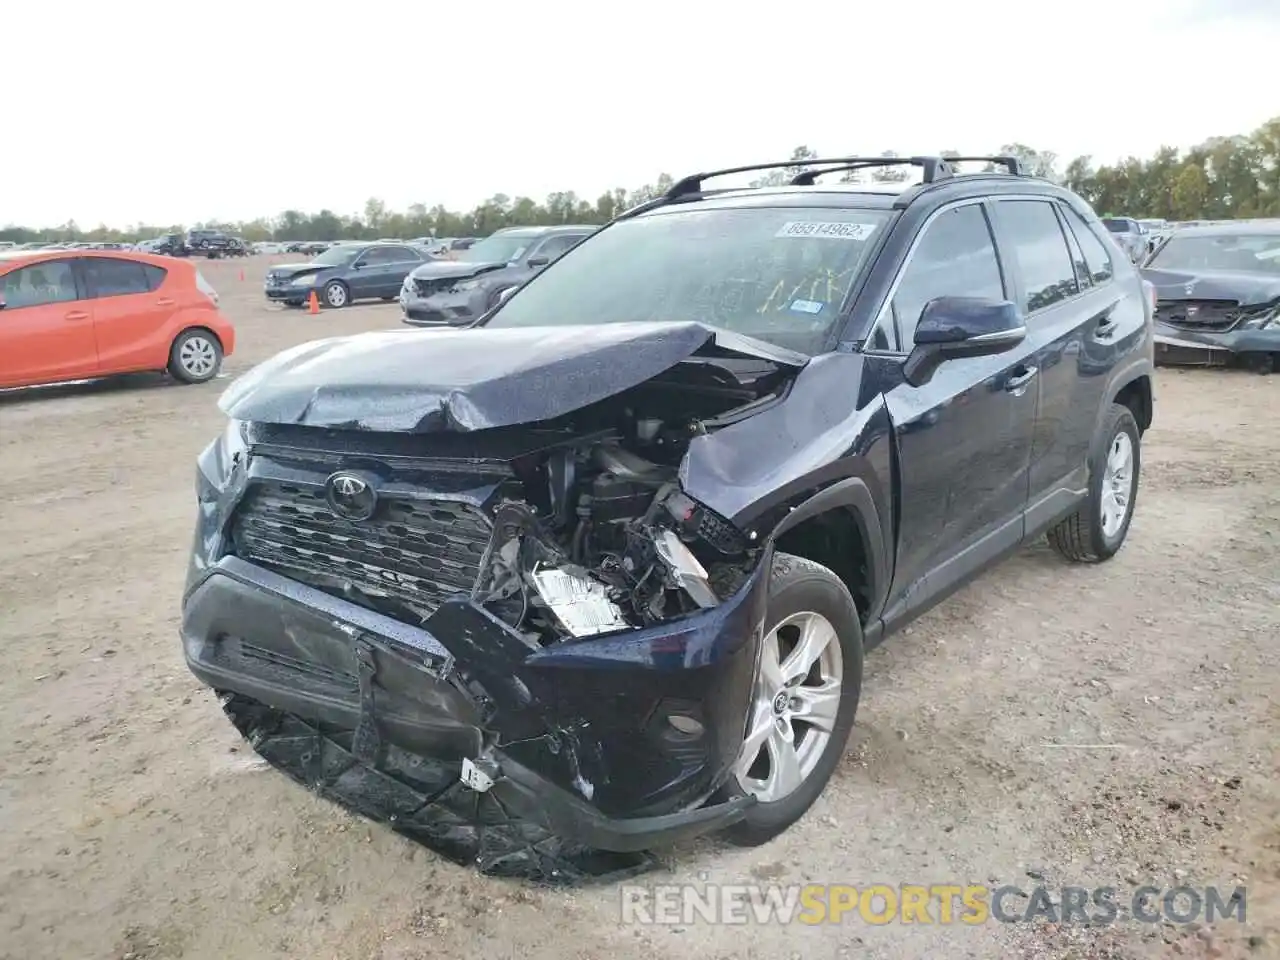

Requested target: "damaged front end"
[{"left": 182, "top": 324, "right": 793, "bottom": 876}]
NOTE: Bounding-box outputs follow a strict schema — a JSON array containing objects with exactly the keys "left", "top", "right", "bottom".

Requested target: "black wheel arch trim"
[
  {"left": 1100, "top": 359, "right": 1155, "bottom": 437},
  {"left": 765, "top": 475, "right": 890, "bottom": 624}
]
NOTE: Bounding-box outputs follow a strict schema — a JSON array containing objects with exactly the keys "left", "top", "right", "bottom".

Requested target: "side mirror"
[
  {"left": 351, "top": 260, "right": 365, "bottom": 269},
  {"left": 902, "top": 296, "right": 1026, "bottom": 387},
  {"left": 526, "top": 255, "right": 550, "bottom": 268}
]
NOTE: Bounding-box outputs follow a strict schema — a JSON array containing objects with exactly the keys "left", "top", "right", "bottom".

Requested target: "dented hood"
[
  {"left": 1141, "top": 267, "right": 1280, "bottom": 306},
  {"left": 218, "top": 321, "right": 805, "bottom": 432}
]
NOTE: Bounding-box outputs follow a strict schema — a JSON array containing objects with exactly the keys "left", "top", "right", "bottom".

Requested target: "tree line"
[{"left": 4, "top": 116, "right": 1276, "bottom": 245}]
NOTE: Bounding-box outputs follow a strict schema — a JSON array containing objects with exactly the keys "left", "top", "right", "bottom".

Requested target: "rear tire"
[
  {"left": 718, "top": 552, "right": 863, "bottom": 847},
  {"left": 168, "top": 329, "right": 222, "bottom": 383},
  {"left": 1047, "top": 403, "right": 1141, "bottom": 562}
]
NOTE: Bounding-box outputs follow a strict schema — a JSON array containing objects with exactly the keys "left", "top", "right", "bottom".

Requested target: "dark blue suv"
[{"left": 183, "top": 155, "right": 1154, "bottom": 878}]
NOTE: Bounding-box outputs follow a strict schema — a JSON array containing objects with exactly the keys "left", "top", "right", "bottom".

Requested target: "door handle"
[
  {"left": 1093, "top": 316, "right": 1118, "bottom": 338},
  {"left": 64, "top": 310, "right": 90, "bottom": 321},
  {"left": 1004, "top": 365, "right": 1038, "bottom": 395},
  {"left": 157, "top": 297, "right": 176, "bottom": 306}
]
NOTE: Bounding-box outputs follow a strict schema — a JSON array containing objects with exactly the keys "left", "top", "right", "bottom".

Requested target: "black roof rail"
[
  {"left": 940, "top": 155, "right": 1029, "bottom": 176},
  {"left": 789, "top": 157, "right": 957, "bottom": 185},
  {"left": 612, "top": 153, "right": 1035, "bottom": 223},
  {"left": 666, "top": 155, "right": 960, "bottom": 199}
]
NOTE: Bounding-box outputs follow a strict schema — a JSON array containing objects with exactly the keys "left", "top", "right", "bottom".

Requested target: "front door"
[
  {"left": 0, "top": 257, "right": 97, "bottom": 387},
  {"left": 869, "top": 202, "right": 1039, "bottom": 626}
]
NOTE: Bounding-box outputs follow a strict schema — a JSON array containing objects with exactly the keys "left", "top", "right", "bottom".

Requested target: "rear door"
[
  {"left": 379, "top": 244, "right": 425, "bottom": 295},
  {"left": 0, "top": 257, "right": 96, "bottom": 387},
  {"left": 993, "top": 200, "right": 1141, "bottom": 532},
  {"left": 873, "top": 201, "right": 1040, "bottom": 625},
  {"left": 80, "top": 256, "right": 174, "bottom": 374}
]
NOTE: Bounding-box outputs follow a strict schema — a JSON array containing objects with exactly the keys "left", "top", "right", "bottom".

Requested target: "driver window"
[{"left": 875, "top": 204, "right": 1005, "bottom": 352}]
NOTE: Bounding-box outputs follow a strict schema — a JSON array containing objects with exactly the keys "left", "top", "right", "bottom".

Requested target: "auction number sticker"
[{"left": 775, "top": 221, "right": 877, "bottom": 240}]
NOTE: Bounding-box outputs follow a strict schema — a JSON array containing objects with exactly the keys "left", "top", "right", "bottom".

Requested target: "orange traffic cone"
[{"left": 308, "top": 291, "right": 320, "bottom": 314}]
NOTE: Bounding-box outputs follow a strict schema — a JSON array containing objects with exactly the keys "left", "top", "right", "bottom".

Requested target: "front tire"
[
  {"left": 323, "top": 280, "right": 349, "bottom": 308},
  {"left": 1047, "top": 403, "right": 1141, "bottom": 562},
  {"left": 168, "top": 329, "right": 222, "bottom": 384},
  {"left": 719, "top": 552, "right": 863, "bottom": 847}
]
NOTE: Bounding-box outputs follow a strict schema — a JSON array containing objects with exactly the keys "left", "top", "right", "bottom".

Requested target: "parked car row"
[{"left": 260, "top": 226, "right": 595, "bottom": 314}]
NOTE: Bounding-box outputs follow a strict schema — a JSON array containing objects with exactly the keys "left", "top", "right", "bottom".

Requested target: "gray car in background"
[
  {"left": 400, "top": 225, "right": 595, "bottom": 326},
  {"left": 1102, "top": 217, "right": 1150, "bottom": 263}
]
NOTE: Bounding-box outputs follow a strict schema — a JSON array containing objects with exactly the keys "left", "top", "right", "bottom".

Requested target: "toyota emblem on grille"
[{"left": 325, "top": 471, "right": 378, "bottom": 521}]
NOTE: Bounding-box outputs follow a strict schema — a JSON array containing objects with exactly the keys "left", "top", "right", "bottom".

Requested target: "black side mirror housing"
[
  {"left": 526, "top": 255, "right": 550, "bottom": 268},
  {"left": 903, "top": 296, "right": 1026, "bottom": 387}
]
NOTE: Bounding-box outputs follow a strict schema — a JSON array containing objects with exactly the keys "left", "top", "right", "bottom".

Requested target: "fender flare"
[{"left": 768, "top": 475, "right": 890, "bottom": 619}]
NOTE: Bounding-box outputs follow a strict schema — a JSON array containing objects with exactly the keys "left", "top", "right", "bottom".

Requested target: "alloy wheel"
[
  {"left": 1100, "top": 432, "right": 1135, "bottom": 537},
  {"left": 326, "top": 283, "right": 347, "bottom": 307},
  {"left": 734, "top": 611, "right": 843, "bottom": 803}
]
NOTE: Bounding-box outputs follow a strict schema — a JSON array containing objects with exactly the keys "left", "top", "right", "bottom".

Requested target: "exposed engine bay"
[
  {"left": 469, "top": 358, "right": 777, "bottom": 645},
  {"left": 226, "top": 353, "right": 787, "bottom": 645}
]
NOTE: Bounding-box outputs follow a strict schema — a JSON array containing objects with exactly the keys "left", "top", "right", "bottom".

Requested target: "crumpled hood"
[
  {"left": 407, "top": 259, "right": 506, "bottom": 282},
  {"left": 218, "top": 321, "right": 806, "bottom": 432},
  {"left": 1141, "top": 267, "right": 1280, "bottom": 306},
  {"left": 266, "top": 261, "right": 327, "bottom": 278}
]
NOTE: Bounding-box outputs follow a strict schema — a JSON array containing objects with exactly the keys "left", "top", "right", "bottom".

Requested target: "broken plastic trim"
[{"left": 222, "top": 693, "right": 660, "bottom": 884}]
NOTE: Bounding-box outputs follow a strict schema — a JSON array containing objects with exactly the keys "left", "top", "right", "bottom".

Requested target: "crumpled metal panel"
[
  {"left": 217, "top": 321, "right": 804, "bottom": 434},
  {"left": 223, "top": 694, "right": 659, "bottom": 885}
]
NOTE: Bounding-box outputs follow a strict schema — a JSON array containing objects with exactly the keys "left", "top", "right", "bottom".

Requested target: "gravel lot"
[{"left": 1, "top": 256, "right": 1277, "bottom": 960}]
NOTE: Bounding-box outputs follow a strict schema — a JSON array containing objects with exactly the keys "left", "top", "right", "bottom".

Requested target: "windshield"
[
  {"left": 1149, "top": 234, "right": 1280, "bottom": 275},
  {"left": 310, "top": 245, "right": 358, "bottom": 266},
  {"left": 456, "top": 233, "right": 535, "bottom": 263},
  {"left": 484, "top": 206, "right": 889, "bottom": 355}
]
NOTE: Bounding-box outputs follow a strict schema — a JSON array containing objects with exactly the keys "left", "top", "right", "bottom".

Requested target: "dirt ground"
[{"left": 1, "top": 255, "right": 1277, "bottom": 960}]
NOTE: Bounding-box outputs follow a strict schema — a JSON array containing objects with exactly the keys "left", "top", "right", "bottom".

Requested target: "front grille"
[
  {"left": 231, "top": 481, "right": 492, "bottom": 616},
  {"left": 1155, "top": 299, "right": 1240, "bottom": 331},
  {"left": 414, "top": 277, "right": 455, "bottom": 297}
]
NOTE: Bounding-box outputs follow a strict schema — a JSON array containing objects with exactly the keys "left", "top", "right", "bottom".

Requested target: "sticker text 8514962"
[{"left": 775, "top": 221, "right": 878, "bottom": 241}]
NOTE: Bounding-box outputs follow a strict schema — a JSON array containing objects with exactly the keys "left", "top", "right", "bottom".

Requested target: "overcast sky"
[{"left": 5, "top": 0, "right": 1278, "bottom": 229}]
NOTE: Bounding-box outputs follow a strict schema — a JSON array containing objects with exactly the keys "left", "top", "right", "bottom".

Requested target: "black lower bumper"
[
  {"left": 1155, "top": 323, "right": 1280, "bottom": 361},
  {"left": 181, "top": 553, "right": 767, "bottom": 857}
]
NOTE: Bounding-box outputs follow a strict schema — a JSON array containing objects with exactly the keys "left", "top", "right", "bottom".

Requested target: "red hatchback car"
[{"left": 0, "top": 250, "right": 236, "bottom": 389}]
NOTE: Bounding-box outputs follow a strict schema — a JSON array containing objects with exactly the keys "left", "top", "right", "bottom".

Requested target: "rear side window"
[
  {"left": 994, "top": 200, "right": 1079, "bottom": 313},
  {"left": 880, "top": 203, "right": 1005, "bottom": 351},
  {"left": 142, "top": 264, "right": 167, "bottom": 291},
  {"left": 1, "top": 260, "right": 79, "bottom": 308},
  {"left": 83, "top": 258, "right": 150, "bottom": 298},
  {"left": 386, "top": 245, "right": 422, "bottom": 262},
  {"left": 1060, "top": 207, "right": 1114, "bottom": 286}
]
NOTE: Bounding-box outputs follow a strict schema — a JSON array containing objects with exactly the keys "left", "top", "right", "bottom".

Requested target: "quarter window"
[
  {"left": 1055, "top": 206, "right": 1093, "bottom": 291},
  {"left": 878, "top": 204, "right": 1005, "bottom": 351},
  {"left": 1, "top": 260, "right": 78, "bottom": 309},
  {"left": 142, "top": 264, "right": 168, "bottom": 291},
  {"left": 83, "top": 257, "right": 150, "bottom": 298},
  {"left": 995, "top": 200, "right": 1079, "bottom": 312},
  {"left": 1060, "top": 206, "right": 1114, "bottom": 286}
]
